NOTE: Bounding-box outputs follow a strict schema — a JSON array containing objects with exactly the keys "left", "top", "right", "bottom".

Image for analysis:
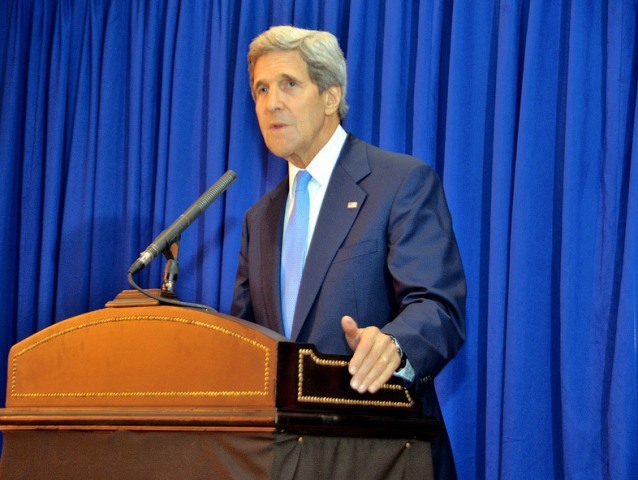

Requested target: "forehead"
[{"left": 253, "top": 50, "right": 311, "bottom": 85}]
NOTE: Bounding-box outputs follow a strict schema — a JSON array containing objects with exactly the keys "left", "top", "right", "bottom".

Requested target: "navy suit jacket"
[{"left": 231, "top": 133, "right": 466, "bottom": 402}]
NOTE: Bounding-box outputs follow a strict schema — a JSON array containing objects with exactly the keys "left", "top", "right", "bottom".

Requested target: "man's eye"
[
  {"left": 287, "top": 81, "right": 296, "bottom": 88},
  {"left": 256, "top": 86, "right": 268, "bottom": 95}
]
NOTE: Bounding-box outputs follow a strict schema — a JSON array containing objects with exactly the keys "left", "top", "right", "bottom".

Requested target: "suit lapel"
[{"left": 291, "top": 135, "right": 370, "bottom": 340}]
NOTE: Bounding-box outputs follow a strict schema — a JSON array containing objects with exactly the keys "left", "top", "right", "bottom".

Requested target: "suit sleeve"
[
  {"left": 381, "top": 162, "right": 466, "bottom": 396},
  {"left": 230, "top": 211, "right": 255, "bottom": 322}
]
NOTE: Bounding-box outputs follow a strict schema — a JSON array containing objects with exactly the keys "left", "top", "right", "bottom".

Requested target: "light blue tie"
[{"left": 281, "top": 170, "right": 311, "bottom": 338}]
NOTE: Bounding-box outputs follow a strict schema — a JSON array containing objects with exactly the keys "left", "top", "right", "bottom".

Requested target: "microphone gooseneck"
[{"left": 128, "top": 170, "right": 237, "bottom": 275}]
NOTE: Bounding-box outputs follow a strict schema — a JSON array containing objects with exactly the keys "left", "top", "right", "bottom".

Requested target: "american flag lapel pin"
[{"left": 347, "top": 201, "right": 358, "bottom": 209}]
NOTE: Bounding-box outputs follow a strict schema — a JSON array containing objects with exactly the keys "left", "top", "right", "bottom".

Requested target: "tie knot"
[{"left": 295, "top": 170, "right": 311, "bottom": 192}]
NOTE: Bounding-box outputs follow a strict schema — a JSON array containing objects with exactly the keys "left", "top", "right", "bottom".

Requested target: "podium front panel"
[{"left": 6, "top": 306, "right": 282, "bottom": 409}]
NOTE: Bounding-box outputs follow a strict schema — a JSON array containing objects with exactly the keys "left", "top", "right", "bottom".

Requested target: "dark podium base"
[{"left": 0, "top": 430, "right": 433, "bottom": 480}]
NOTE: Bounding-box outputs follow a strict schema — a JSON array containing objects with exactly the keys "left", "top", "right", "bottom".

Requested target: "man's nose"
[{"left": 264, "top": 88, "right": 282, "bottom": 111}]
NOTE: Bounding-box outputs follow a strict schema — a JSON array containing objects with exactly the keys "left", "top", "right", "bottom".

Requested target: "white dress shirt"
[{"left": 283, "top": 124, "right": 348, "bottom": 249}]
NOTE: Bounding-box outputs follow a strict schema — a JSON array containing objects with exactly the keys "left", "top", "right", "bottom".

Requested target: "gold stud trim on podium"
[{"left": 296, "top": 349, "right": 415, "bottom": 408}]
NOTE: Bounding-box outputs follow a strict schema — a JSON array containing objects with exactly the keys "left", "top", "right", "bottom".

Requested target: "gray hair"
[{"left": 248, "top": 25, "right": 349, "bottom": 118}]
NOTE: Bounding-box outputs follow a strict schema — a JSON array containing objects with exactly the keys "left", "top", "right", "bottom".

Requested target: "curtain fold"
[{"left": 1, "top": 1, "right": 636, "bottom": 478}]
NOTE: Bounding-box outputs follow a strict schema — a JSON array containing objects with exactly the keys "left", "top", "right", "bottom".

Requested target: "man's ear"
[{"left": 324, "top": 85, "right": 342, "bottom": 116}]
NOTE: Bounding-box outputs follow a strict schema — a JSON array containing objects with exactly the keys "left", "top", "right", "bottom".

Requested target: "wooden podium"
[{"left": 0, "top": 302, "right": 439, "bottom": 479}]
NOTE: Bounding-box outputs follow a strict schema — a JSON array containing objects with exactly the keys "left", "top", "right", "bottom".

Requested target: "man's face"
[{"left": 252, "top": 50, "right": 340, "bottom": 168}]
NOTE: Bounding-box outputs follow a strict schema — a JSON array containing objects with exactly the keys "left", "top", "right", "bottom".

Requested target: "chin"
[{"left": 265, "top": 142, "right": 292, "bottom": 160}]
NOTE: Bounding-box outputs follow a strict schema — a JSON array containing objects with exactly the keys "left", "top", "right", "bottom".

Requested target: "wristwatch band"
[{"left": 389, "top": 335, "right": 407, "bottom": 371}]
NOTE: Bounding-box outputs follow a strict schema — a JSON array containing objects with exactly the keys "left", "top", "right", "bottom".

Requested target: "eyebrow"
[
  {"left": 253, "top": 73, "right": 303, "bottom": 91},
  {"left": 279, "top": 73, "right": 302, "bottom": 84}
]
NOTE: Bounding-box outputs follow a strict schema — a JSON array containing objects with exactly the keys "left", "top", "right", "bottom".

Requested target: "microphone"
[{"left": 128, "top": 170, "right": 237, "bottom": 275}]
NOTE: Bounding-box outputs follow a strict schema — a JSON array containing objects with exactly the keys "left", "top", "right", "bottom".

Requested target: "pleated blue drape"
[{"left": 1, "top": 1, "right": 636, "bottom": 479}]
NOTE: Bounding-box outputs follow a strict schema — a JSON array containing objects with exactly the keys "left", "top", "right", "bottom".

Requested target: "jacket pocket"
[{"left": 332, "top": 239, "right": 378, "bottom": 264}]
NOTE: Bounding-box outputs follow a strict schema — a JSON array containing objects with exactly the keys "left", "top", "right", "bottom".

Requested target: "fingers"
[{"left": 346, "top": 327, "right": 401, "bottom": 394}]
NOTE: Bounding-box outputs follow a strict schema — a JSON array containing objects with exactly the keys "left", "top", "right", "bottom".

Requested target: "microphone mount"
[{"left": 161, "top": 237, "right": 180, "bottom": 294}]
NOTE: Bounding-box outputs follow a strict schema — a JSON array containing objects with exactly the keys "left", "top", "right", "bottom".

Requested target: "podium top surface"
[
  {"left": 3, "top": 304, "right": 422, "bottom": 414},
  {"left": 1, "top": 305, "right": 439, "bottom": 439}
]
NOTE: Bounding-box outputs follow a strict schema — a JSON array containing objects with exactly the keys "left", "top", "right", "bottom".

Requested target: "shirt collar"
[{"left": 288, "top": 125, "right": 347, "bottom": 193}]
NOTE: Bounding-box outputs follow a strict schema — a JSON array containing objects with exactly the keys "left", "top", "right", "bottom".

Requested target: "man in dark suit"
[{"left": 231, "top": 26, "right": 466, "bottom": 479}]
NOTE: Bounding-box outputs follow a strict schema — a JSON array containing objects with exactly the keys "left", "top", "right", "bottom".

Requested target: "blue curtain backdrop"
[{"left": 1, "top": 1, "right": 636, "bottom": 479}]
